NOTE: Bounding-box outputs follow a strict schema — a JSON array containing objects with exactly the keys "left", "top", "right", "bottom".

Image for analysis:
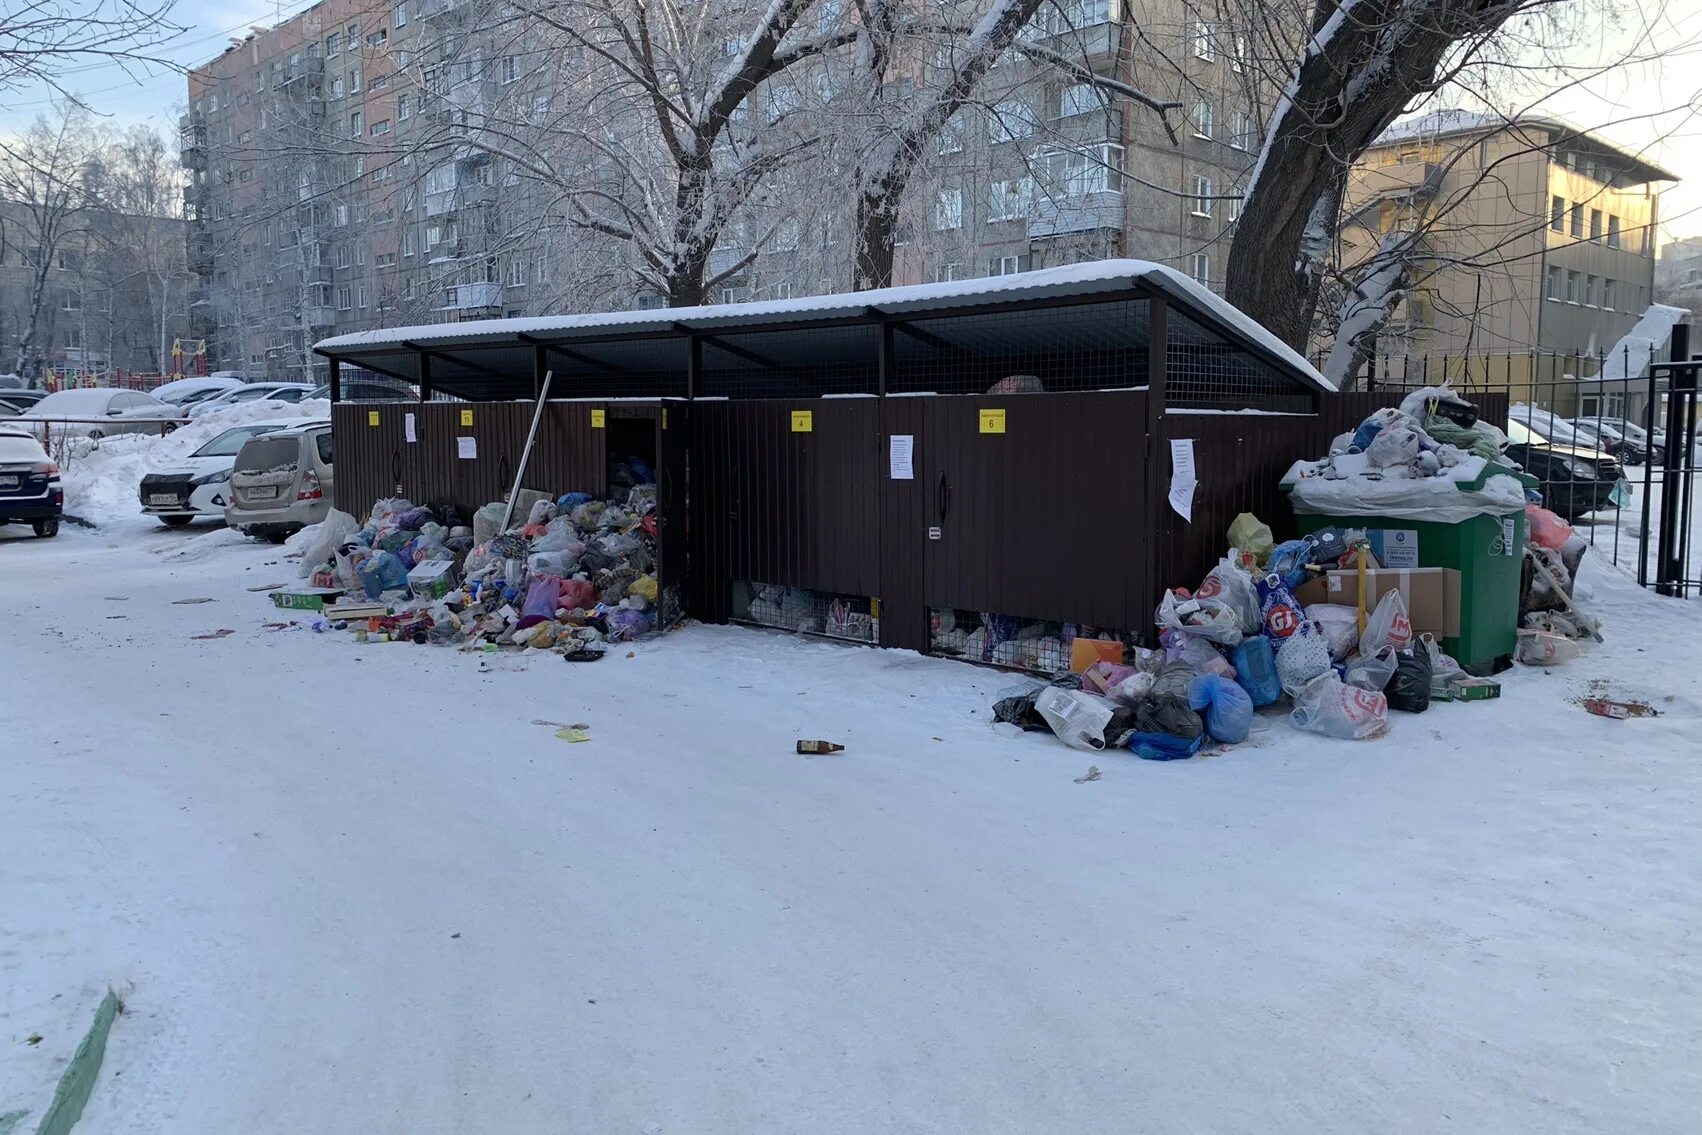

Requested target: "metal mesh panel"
[
  {"left": 890, "top": 298, "right": 1149, "bottom": 395},
  {"left": 928, "top": 607, "right": 1131, "bottom": 674},
  {"left": 1165, "top": 310, "right": 1305, "bottom": 410},
  {"left": 731, "top": 580, "right": 880, "bottom": 644},
  {"left": 698, "top": 323, "right": 880, "bottom": 398}
]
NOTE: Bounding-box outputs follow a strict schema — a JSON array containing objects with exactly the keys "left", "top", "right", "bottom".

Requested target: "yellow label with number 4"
[
  {"left": 460, "top": 409, "right": 474, "bottom": 427},
  {"left": 980, "top": 408, "right": 1006, "bottom": 434},
  {"left": 791, "top": 410, "right": 813, "bottom": 433}
]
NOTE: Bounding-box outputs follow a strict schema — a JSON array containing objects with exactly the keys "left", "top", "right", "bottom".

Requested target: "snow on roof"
[
  {"left": 1375, "top": 109, "right": 1677, "bottom": 184},
  {"left": 1595, "top": 304, "right": 1690, "bottom": 381},
  {"left": 317, "top": 259, "right": 1335, "bottom": 393}
]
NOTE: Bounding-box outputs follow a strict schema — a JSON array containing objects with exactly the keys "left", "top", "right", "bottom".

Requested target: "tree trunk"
[{"left": 853, "top": 173, "right": 902, "bottom": 291}]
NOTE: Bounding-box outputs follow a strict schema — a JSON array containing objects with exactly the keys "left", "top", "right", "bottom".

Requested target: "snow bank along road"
[{"left": 2, "top": 518, "right": 1699, "bottom": 1134}]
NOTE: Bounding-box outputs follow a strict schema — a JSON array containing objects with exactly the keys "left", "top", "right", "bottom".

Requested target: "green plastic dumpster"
[{"left": 1285, "top": 462, "right": 1536, "bottom": 667}]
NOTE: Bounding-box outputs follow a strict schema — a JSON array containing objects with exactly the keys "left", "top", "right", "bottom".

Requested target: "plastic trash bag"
[
  {"left": 1159, "top": 628, "right": 1235, "bottom": 678},
  {"left": 517, "top": 575, "right": 562, "bottom": 629},
  {"left": 556, "top": 491, "right": 595, "bottom": 512},
  {"left": 370, "top": 497, "right": 416, "bottom": 527},
  {"left": 1228, "top": 513, "right": 1274, "bottom": 566},
  {"left": 395, "top": 506, "right": 434, "bottom": 531},
  {"left": 607, "top": 607, "right": 652, "bottom": 640},
  {"left": 1196, "top": 555, "right": 1262, "bottom": 635},
  {"left": 527, "top": 499, "right": 557, "bottom": 526},
  {"left": 1306, "top": 603, "right": 1361, "bottom": 661},
  {"left": 1156, "top": 591, "right": 1243, "bottom": 646},
  {"left": 1110, "top": 670, "right": 1157, "bottom": 705},
  {"left": 1134, "top": 662, "right": 1205, "bottom": 741},
  {"left": 1080, "top": 661, "right": 1139, "bottom": 697},
  {"left": 1342, "top": 647, "right": 1398, "bottom": 693},
  {"left": 473, "top": 502, "right": 509, "bottom": 546},
  {"left": 293, "top": 509, "right": 359, "bottom": 578},
  {"left": 1033, "top": 687, "right": 1116, "bottom": 751},
  {"left": 1266, "top": 540, "right": 1316, "bottom": 590},
  {"left": 1367, "top": 425, "right": 1421, "bottom": 468},
  {"left": 1128, "top": 731, "right": 1204, "bottom": 761},
  {"left": 1526, "top": 505, "right": 1573, "bottom": 550},
  {"left": 1187, "top": 674, "right": 1253, "bottom": 744},
  {"left": 1517, "top": 630, "right": 1580, "bottom": 665},
  {"left": 1386, "top": 641, "right": 1433, "bottom": 713},
  {"left": 1229, "top": 636, "right": 1282, "bottom": 706},
  {"left": 1361, "top": 589, "right": 1414, "bottom": 654},
  {"left": 1256, "top": 573, "right": 1309, "bottom": 641},
  {"left": 558, "top": 577, "right": 598, "bottom": 613},
  {"left": 357, "top": 550, "right": 408, "bottom": 599},
  {"left": 1290, "top": 672, "right": 1390, "bottom": 739},
  {"left": 1277, "top": 630, "right": 1333, "bottom": 696}
]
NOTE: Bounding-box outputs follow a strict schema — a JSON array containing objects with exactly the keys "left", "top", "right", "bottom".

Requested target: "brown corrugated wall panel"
[
  {"left": 878, "top": 398, "right": 929, "bottom": 651},
  {"left": 528, "top": 402, "right": 608, "bottom": 499}
]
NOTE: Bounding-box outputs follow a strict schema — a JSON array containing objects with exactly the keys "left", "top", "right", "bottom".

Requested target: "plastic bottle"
[{"left": 1230, "top": 635, "right": 1282, "bottom": 706}]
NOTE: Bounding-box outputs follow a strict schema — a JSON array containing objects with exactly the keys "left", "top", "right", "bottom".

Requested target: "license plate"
[
  {"left": 247, "top": 485, "right": 279, "bottom": 500},
  {"left": 149, "top": 492, "right": 179, "bottom": 506},
  {"left": 0, "top": 476, "right": 17, "bottom": 490}
]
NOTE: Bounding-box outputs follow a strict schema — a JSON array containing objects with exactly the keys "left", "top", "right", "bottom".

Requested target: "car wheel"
[
  {"left": 87, "top": 429, "right": 104, "bottom": 442},
  {"left": 160, "top": 515, "right": 193, "bottom": 527},
  {"left": 32, "top": 517, "right": 59, "bottom": 538},
  {"left": 265, "top": 530, "right": 289, "bottom": 544}
]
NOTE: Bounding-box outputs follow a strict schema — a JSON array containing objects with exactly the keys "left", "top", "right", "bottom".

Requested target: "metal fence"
[{"left": 1350, "top": 345, "right": 1700, "bottom": 597}]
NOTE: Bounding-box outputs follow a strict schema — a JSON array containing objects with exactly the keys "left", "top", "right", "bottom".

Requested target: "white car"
[
  {"left": 18, "top": 388, "right": 180, "bottom": 439},
  {"left": 151, "top": 375, "right": 245, "bottom": 406},
  {"left": 137, "top": 417, "right": 328, "bottom": 526},
  {"left": 185, "top": 382, "right": 317, "bottom": 420}
]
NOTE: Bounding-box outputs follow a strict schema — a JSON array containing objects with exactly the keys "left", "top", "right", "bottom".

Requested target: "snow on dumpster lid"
[{"left": 314, "top": 259, "right": 1334, "bottom": 394}]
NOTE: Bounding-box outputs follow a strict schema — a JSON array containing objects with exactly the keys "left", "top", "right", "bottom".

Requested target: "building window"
[
  {"left": 988, "top": 177, "right": 1034, "bottom": 221},
  {"left": 1565, "top": 269, "right": 1580, "bottom": 303},
  {"left": 349, "top": 68, "right": 362, "bottom": 93},
  {"left": 326, "top": 31, "right": 342, "bottom": 56},
  {"left": 1569, "top": 203, "right": 1583, "bottom": 238},
  {"left": 370, "top": 73, "right": 389, "bottom": 90},
  {"left": 988, "top": 254, "right": 1032, "bottom": 276},
  {"left": 1230, "top": 107, "right": 1252, "bottom": 151},
  {"left": 936, "top": 114, "right": 965, "bottom": 154},
  {"left": 1193, "top": 19, "right": 1215, "bottom": 60},
  {"left": 403, "top": 230, "right": 417, "bottom": 257},
  {"left": 1589, "top": 208, "right": 1603, "bottom": 241},
  {"left": 934, "top": 188, "right": 963, "bottom": 230},
  {"left": 1603, "top": 278, "right": 1617, "bottom": 309},
  {"left": 504, "top": 258, "right": 528, "bottom": 287},
  {"left": 1585, "top": 274, "right": 1598, "bottom": 306},
  {"left": 395, "top": 93, "right": 411, "bottom": 120},
  {"left": 989, "top": 99, "right": 1039, "bottom": 143},
  {"left": 1550, "top": 195, "right": 1565, "bottom": 232},
  {"left": 1228, "top": 186, "right": 1241, "bottom": 221},
  {"left": 334, "top": 243, "right": 351, "bottom": 268},
  {"left": 349, "top": 110, "right": 362, "bottom": 135},
  {"left": 1039, "top": 143, "right": 1124, "bottom": 196},
  {"left": 357, "top": 284, "right": 369, "bottom": 308},
  {"left": 370, "top": 119, "right": 390, "bottom": 135},
  {"left": 395, "top": 2, "right": 407, "bottom": 26},
  {"left": 1546, "top": 265, "right": 1562, "bottom": 300},
  {"left": 502, "top": 54, "right": 519, "bottom": 83},
  {"left": 368, "top": 29, "right": 387, "bottom": 46},
  {"left": 533, "top": 96, "right": 550, "bottom": 115},
  {"left": 330, "top": 76, "right": 345, "bottom": 98},
  {"left": 766, "top": 83, "right": 800, "bottom": 119},
  {"left": 1191, "top": 252, "right": 1210, "bottom": 285},
  {"left": 1232, "top": 32, "right": 1247, "bottom": 71},
  {"left": 336, "top": 286, "right": 352, "bottom": 310},
  {"left": 1607, "top": 215, "right": 1621, "bottom": 248},
  {"left": 1192, "top": 98, "right": 1213, "bottom": 139},
  {"left": 1058, "top": 83, "right": 1103, "bottom": 118},
  {"left": 1192, "top": 174, "right": 1213, "bottom": 217}
]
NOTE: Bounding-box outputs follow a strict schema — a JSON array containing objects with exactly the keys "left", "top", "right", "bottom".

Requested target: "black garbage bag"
[
  {"left": 1103, "top": 706, "right": 1140, "bottom": 749},
  {"left": 1134, "top": 661, "right": 1204, "bottom": 740},
  {"left": 1386, "top": 639, "right": 1433, "bottom": 713}
]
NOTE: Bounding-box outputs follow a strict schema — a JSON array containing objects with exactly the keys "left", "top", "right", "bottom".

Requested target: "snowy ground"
[{"left": 3, "top": 459, "right": 1701, "bottom": 1133}]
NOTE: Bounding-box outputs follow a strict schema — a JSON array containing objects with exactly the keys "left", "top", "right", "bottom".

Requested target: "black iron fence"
[{"left": 1343, "top": 345, "right": 1700, "bottom": 597}]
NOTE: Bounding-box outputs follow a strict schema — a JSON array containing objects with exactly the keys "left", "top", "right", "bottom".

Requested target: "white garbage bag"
[{"left": 1290, "top": 672, "right": 1390, "bottom": 739}]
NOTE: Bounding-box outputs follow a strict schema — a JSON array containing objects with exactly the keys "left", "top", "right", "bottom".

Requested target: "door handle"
[{"left": 936, "top": 472, "right": 951, "bottom": 521}]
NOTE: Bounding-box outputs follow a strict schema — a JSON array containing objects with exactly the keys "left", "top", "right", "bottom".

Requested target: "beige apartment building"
[{"left": 1341, "top": 111, "right": 1673, "bottom": 364}]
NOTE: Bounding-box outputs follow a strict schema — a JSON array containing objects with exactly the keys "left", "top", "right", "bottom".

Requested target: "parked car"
[
  {"left": 185, "top": 382, "right": 318, "bottom": 419},
  {"left": 1561, "top": 418, "right": 1646, "bottom": 466},
  {"left": 1573, "top": 417, "right": 1668, "bottom": 466},
  {"left": 306, "top": 377, "right": 418, "bottom": 402},
  {"left": 225, "top": 422, "right": 335, "bottom": 540},
  {"left": 150, "top": 374, "right": 245, "bottom": 406},
  {"left": 18, "top": 388, "right": 179, "bottom": 439},
  {"left": 0, "top": 389, "right": 47, "bottom": 412},
  {"left": 0, "top": 427, "right": 63, "bottom": 537},
  {"left": 1504, "top": 418, "right": 1625, "bottom": 520},
  {"left": 139, "top": 417, "right": 327, "bottom": 527}
]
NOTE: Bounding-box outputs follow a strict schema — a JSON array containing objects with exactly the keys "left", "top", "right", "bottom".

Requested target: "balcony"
[
  {"left": 443, "top": 281, "right": 502, "bottom": 311},
  {"left": 180, "top": 140, "right": 207, "bottom": 171},
  {"left": 187, "top": 231, "right": 217, "bottom": 275},
  {"left": 427, "top": 240, "right": 466, "bottom": 265},
  {"left": 708, "top": 247, "right": 751, "bottom": 279},
  {"left": 1026, "top": 19, "right": 1122, "bottom": 64},
  {"left": 1028, "top": 191, "right": 1125, "bottom": 239},
  {"left": 303, "top": 305, "right": 337, "bottom": 328},
  {"left": 1349, "top": 160, "right": 1443, "bottom": 205},
  {"left": 280, "top": 55, "right": 325, "bottom": 87},
  {"left": 304, "top": 263, "right": 334, "bottom": 285}
]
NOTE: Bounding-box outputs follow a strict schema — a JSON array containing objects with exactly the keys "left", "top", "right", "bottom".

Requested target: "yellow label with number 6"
[
  {"left": 980, "top": 408, "right": 1006, "bottom": 434},
  {"left": 460, "top": 408, "right": 474, "bottom": 427}
]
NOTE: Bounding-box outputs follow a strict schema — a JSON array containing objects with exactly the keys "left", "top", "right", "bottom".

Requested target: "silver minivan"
[{"left": 225, "top": 423, "right": 335, "bottom": 540}]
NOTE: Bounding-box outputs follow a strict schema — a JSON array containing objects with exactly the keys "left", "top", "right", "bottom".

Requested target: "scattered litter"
[
  {"left": 554, "top": 727, "right": 591, "bottom": 743},
  {"left": 562, "top": 647, "right": 605, "bottom": 662},
  {"left": 191, "top": 628, "right": 235, "bottom": 639},
  {"left": 246, "top": 582, "right": 287, "bottom": 592},
  {"left": 1072, "top": 765, "right": 1102, "bottom": 783},
  {"left": 796, "top": 740, "right": 845, "bottom": 755},
  {"left": 1581, "top": 698, "right": 1658, "bottom": 719},
  {"left": 172, "top": 597, "right": 215, "bottom": 605}
]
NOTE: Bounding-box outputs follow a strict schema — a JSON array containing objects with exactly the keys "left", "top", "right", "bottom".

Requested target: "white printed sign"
[
  {"left": 1167, "top": 438, "right": 1197, "bottom": 522},
  {"left": 889, "top": 434, "right": 915, "bottom": 480},
  {"left": 456, "top": 436, "right": 477, "bottom": 460}
]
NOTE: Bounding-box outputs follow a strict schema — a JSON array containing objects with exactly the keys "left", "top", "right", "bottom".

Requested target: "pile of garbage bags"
[{"left": 295, "top": 485, "right": 666, "bottom": 654}]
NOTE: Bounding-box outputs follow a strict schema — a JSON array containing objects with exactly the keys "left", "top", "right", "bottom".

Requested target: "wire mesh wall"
[
  {"left": 699, "top": 323, "right": 880, "bottom": 398},
  {"left": 1166, "top": 309, "right": 1314, "bottom": 411},
  {"left": 731, "top": 581, "right": 880, "bottom": 644},
  {"left": 889, "top": 298, "right": 1150, "bottom": 395},
  {"left": 929, "top": 607, "right": 1131, "bottom": 674}
]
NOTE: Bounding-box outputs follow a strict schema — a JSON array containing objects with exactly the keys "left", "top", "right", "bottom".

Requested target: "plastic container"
[
  {"left": 1032, "top": 686, "right": 1114, "bottom": 751},
  {"left": 1230, "top": 635, "right": 1281, "bottom": 706}
]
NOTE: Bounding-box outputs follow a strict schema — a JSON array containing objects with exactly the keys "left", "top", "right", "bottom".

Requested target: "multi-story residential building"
[
  {"left": 1339, "top": 111, "right": 1674, "bottom": 360},
  {"left": 1655, "top": 234, "right": 1702, "bottom": 311},
  {"left": 0, "top": 201, "right": 191, "bottom": 381}
]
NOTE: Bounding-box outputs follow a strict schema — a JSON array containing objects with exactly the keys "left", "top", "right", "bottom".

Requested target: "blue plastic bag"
[
  {"left": 1230, "top": 636, "right": 1282, "bottom": 706},
  {"left": 556, "top": 491, "right": 596, "bottom": 511},
  {"left": 1266, "top": 540, "right": 1314, "bottom": 589},
  {"left": 358, "top": 550, "right": 408, "bottom": 599},
  {"left": 1127, "top": 731, "right": 1205, "bottom": 761},
  {"left": 1187, "top": 674, "right": 1254, "bottom": 744}
]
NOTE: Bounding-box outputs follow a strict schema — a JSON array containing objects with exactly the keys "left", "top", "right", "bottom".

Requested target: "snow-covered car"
[
  {"left": 18, "top": 388, "right": 180, "bottom": 439},
  {"left": 306, "top": 378, "right": 418, "bottom": 402},
  {"left": 185, "top": 382, "right": 316, "bottom": 420},
  {"left": 226, "top": 422, "right": 335, "bottom": 540},
  {"left": 0, "top": 427, "right": 63, "bottom": 538},
  {"left": 150, "top": 374, "right": 245, "bottom": 406},
  {"left": 137, "top": 417, "right": 327, "bottom": 527}
]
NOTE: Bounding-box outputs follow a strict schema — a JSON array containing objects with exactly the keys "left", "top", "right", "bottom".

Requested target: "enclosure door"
[
  {"left": 917, "top": 392, "right": 1148, "bottom": 637},
  {"left": 656, "top": 399, "right": 690, "bottom": 626}
]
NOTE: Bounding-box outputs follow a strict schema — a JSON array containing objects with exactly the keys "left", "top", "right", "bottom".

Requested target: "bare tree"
[{"left": 0, "top": 0, "right": 185, "bottom": 100}]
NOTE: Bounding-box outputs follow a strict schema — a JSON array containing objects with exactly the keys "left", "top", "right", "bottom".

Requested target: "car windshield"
[
  {"left": 175, "top": 388, "right": 226, "bottom": 406},
  {"left": 1513, "top": 409, "right": 1582, "bottom": 444},
  {"left": 1506, "top": 419, "right": 1538, "bottom": 445},
  {"left": 235, "top": 435, "right": 302, "bottom": 472},
  {"left": 0, "top": 434, "right": 46, "bottom": 461},
  {"left": 193, "top": 424, "right": 284, "bottom": 458}
]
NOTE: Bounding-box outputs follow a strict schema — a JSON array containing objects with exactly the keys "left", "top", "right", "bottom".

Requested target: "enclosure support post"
[
  {"left": 1656, "top": 324, "right": 1693, "bottom": 596},
  {"left": 878, "top": 320, "right": 893, "bottom": 397},
  {"left": 417, "top": 350, "right": 431, "bottom": 403},
  {"left": 687, "top": 334, "right": 700, "bottom": 400},
  {"left": 328, "top": 355, "right": 341, "bottom": 402},
  {"left": 532, "top": 342, "right": 547, "bottom": 399}
]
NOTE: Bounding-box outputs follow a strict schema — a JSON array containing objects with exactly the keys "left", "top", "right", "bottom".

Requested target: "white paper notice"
[
  {"left": 404, "top": 412, "right": 417, "bottom": 443},
  {"left": 889, "top": 434, "right": 915, "bottom": 480},
  {"left": 1168, "top": 438, "right": 1197, "bottom": 522},
  {"left": 456, "top": 436, "right": 477, "bottom": 460}
]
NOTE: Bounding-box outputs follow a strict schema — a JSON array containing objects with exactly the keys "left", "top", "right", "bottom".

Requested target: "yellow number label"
[
  {"left": 367, "top": 411, "right": 380, "bottom": 426},
  {"left": 791, "top": 410, "right": 813, "bottom": 433},
  {"left": 980, "top": 408, "right": 1006, "bottom": 434},
  {"left": 590, "top": 409, "right": 606, "bottom": 428},
  {"left": 460, "top": 409, "right": 474, "bottom": 427}
]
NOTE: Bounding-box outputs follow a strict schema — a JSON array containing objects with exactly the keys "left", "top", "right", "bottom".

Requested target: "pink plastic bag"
[
  {"left": 517, "top": 575, "right": 562, "bottom": 629},
  {"left": 1526, "top": 505, "right": 1572, "bottom": 551},
  {"left": 558, "top": 577, "right": 598, "bottom": 613},
  {"left": 1080, "top": 661, "right": 1138, "bottom": 696}
]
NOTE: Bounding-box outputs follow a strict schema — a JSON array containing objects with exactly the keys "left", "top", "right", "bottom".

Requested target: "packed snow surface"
[{"left": 2, "top": 444, "right": 1699, "bottom": 1134}]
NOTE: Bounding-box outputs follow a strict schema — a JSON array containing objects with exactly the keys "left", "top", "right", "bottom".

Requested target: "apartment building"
[{"left": 1340, "top": 111, "right": 1673, "bottom": 359}]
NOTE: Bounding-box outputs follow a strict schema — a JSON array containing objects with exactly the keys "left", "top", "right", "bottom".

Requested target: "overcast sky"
[{"left": 4, "top": 0, "right": 1701, "bottom": 244}]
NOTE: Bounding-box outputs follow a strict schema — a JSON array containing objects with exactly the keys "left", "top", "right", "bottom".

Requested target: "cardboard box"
[
  {"left": 1293, "top": 567, "right": 1461, "bottom": 640},
  {"left": 1070, "top": 637, "right": 1124, "bottom": 674},
  {"left": 270, "top": 587, "right": 343, "bottom": 611},
  {"left": 407, "top": 559, "right": 457, "bottom": 601}
]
